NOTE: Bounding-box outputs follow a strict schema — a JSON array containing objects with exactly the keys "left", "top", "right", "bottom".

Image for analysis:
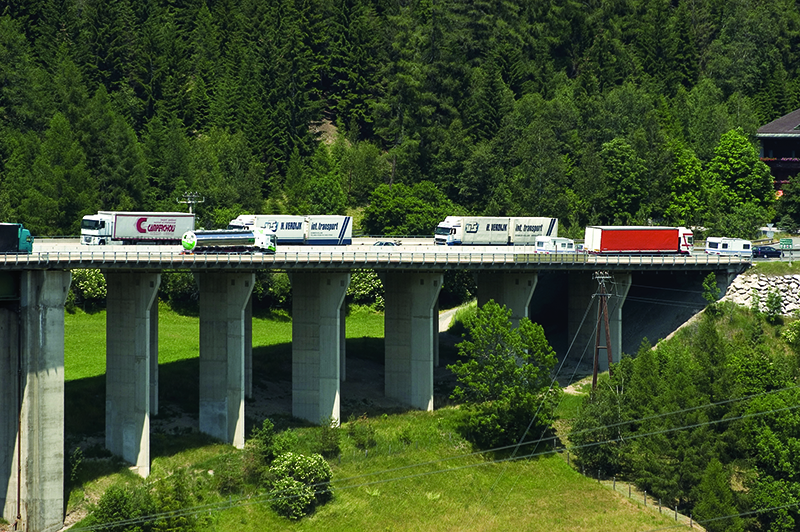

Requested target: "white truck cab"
[{"left": 80, "top": 213, "right": 116, "bottom": 245}]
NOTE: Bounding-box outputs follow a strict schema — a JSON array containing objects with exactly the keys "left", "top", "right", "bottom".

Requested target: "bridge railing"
[{"left": 0, "top": 248, "right": 753, "bottom": 269}]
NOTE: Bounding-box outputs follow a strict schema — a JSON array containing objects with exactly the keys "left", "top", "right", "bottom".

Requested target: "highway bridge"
[{"left": 1, "top": 242, "right": 750, "bottom": 532}]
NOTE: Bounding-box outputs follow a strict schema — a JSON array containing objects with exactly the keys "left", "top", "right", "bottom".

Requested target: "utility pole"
[
  {"left": 177, "top": 191, "right": 204, "bottom": 214},
  {"left": 592, "top": 271, "right": 614, "bottom": 390}
]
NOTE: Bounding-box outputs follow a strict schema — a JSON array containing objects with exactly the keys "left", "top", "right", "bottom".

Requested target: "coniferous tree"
[
  {"left": 28, "top": 112, "right": 94, "bottom": 234},
  {"left": 81, "top": 86, "right": 148, "bottom": 211}
]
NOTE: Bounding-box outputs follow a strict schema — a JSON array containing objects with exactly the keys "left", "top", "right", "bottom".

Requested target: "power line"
[
  {"left": 68, "top": 400, "right": 800, "bottom": 532},
  {"left": 642, "top": 501, "right": 800, "bottom": 532}
]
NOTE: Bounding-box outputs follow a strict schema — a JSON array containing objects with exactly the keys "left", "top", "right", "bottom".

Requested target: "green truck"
[{"left": 0, "top": 223, "right": 33, "bottom": 253}]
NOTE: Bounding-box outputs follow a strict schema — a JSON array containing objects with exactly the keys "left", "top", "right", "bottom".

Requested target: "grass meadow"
[{"left": 64, "top": 303, "right": 683, "bottom": 532}]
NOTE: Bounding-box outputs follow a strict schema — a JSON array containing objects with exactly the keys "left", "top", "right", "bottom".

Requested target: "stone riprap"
[{"left": 722, "top": 272, "right": 800, "bottom": 315}]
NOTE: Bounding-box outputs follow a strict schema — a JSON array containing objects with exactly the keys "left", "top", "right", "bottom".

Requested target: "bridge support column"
[
  {"left": 245, "top": 295, "right": 253, "bottom": 399},
  {"left": 150, "top": 300, "right": 159, "bottom": 415},
  {"left": 568, "top": 272, "right": 631, "bottom": 371},
  {"left": 292, "top": 272, "right": 350, "bottom": 425},
  {"left": 1, "top": 270, "right": 70, "bottom": 532},
  {"left": 384, "top": 273, "right": 442, "bottom": 411},
  {"left": 106, "top": 273, "right": 160, "bottom": 478},
  {"left": 340, "top": 305, "right": 346, "bottom": 381},
  {"left": 198, "top": 273, "right": 254, "bottom": 448},
  {"left": 477, "top": 272, "right": 538, "bottom": 328}
]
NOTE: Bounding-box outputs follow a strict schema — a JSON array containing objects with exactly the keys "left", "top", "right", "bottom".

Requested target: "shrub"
[
  {"left": 458, "top": 394, "right": 558, "bottom": 450},
  {"left": 68, "top": 269, "right": 107, "bottom": 311},
  {"left": 270, "top": 452, "right": 333, "bottom": 492},
  {"left": 269, "top": 476, "right": 314, "bottom": 520},
  {"left": 90, "top": 484, "right": 156, "bottom": 532},
  {"left": 347, "top": 413, "right": 377, "bottom": 449},
  {"left": 315, "top": 416, "right": 341, "bottom": 458},
  {"left": 214, "top": 453, "right": 244, "bottom": 495},
  {"left": 249, "top": 418, "right": 277, "bottom": 464},
  {"left": 273, "top": 428, "right": 300, "bottom": 456},
  {"left": 346, "top": 269, "right": 384, "bottom": 310},
  {"left": 269, "top": 452, "right": 333, "bottom": 519},
  {"left": 159, "top": 271, "right": 198, "bottom": 310},
  {"left": 765, "top": 289, "right": 783, "bottom": 324}
]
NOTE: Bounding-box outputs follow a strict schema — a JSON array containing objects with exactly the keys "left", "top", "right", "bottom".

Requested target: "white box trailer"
[
  {"left": 434, "top": 216, "right": 557, "bottom": 245},
  {"left": 227, "top": 214, "right": 352, "bottom": 245},
  {"left": 81, "top": 211, "right": 195, "bottom": 245}
]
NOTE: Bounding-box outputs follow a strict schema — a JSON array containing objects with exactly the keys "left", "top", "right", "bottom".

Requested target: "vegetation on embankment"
[{"left": 570, "top": 300, "right": 800, "bottom": 531}]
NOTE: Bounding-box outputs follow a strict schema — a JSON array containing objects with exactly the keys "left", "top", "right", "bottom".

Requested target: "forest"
[
  {"left": 0, "top": 0, "right": 798, "bottom": 238},
  {"left": 571, "top": 295, "right": 800, "bottom": 532}
]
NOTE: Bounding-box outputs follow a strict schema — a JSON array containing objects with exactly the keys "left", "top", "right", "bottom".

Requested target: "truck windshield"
[
  {"left": 81, "top": 219, "right": 104, "bottom": 230},
  {"left": 434, "top": 226, "right": 451, "bottom": 236}
]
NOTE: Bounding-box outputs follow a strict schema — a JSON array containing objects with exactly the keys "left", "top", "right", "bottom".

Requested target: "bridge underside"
[
  {"left": 1, "top": 262, "right": 742, "bottom": 532},
  {"left": 531, "top": 270, "right": 731, "bottom": 380}
]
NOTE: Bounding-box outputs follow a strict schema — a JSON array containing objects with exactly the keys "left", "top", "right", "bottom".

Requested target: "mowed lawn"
[{"left": 64, "top": 303, "right": 383, "bottom": 382}]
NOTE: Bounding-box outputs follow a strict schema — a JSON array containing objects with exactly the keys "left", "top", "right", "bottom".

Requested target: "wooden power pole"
[{"left": 592, "top": 271, "right": 614, "bottom": 390}]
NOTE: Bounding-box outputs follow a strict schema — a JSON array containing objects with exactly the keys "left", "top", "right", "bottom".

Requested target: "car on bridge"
[{"left": 752, "top": 245, "right": 782, "bottom": 259}]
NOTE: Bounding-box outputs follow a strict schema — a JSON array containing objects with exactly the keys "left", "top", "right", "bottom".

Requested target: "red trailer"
[{"left": 583, "top": 226, "right": 694, "bottom": 254}]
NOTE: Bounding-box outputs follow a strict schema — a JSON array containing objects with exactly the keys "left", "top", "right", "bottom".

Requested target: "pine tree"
[
  {"left": 29, "top": 112, "right": 94, "bottom": 234},
  {"left": 693, "top": 460, "right": 743, "bottom": 532}
]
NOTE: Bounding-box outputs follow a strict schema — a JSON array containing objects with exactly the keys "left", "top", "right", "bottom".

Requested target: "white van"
[{"left": 705, "top": 237, "right": 752, "bottom": 257}]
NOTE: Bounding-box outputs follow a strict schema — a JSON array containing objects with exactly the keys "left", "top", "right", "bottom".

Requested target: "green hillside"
[
  {"left": 64, "top": 305, "right": 684, "bottom": 532},
  {"left": 1, "top": 0, "right": 797, "bottom": 239}
]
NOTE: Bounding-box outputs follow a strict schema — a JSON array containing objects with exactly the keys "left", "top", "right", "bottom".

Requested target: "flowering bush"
[
  {"left": 346, "top": 269, "right": 384, "bottom": 310},
  {"left": 269, "top": 477, "right": 314, "bottom": 520},
  {"left": 268, "top": 452, "right": 332, "bottom": 519}
]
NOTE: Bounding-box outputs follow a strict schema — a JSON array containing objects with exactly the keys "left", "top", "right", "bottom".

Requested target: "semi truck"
[
  {"left": 583, "top": 226, "right": 694, "bottom": 254},
  {"left": 434, "top": 216, "right": 558, "bottom": 245},
  {"left": 0, "top": 223, "right": 33, "bottom": 253},
  {"left": 227, "top": 214, "right": 352, "bottom": 245},
  {"left": 80, "top": 211, "right": 195, "bottom": 245}
]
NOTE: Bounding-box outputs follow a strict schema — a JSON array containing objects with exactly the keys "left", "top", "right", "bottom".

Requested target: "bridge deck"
[{"left": 0, "top": 246, "right": 751, "bottom": 271}]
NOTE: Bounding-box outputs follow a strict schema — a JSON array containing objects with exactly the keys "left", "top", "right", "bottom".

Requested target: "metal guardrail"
[{"left": 0, "top": 248, "right": 753, "bottom": 272}]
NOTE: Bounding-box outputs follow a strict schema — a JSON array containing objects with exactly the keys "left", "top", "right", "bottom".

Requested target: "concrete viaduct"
[{"left": 0, "top": 246, "right": 749, "bottom": 532}]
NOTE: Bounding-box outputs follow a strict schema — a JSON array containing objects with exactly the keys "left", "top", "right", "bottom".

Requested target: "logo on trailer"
[
  {"left": 136, "top": 217, "right": 176, "bottom": 234},
  {"left": 486, "top": 223, "right": 507, "bottom": 231},
  {"left": 266, "top": 220, "right": 278, "bottom": 232},
  {"left": 465, "top": 222, "right": 479, "bottom": 233}
]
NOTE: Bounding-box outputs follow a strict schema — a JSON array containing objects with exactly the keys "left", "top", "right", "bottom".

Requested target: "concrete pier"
[
  {"left": 105, "top": 273, "right": 161, "bottom": 478},
  {"left": 568, "top": 272, "right": 631, "bottom": 370},
  {"left": 477, "top": 272, "right": 538, "bottom": 327},
  {"left": 384, "top": 272, "right": 442, "bottom": 411},
  {"left": 292, "top": 272, "right": 350, "bottom": 425},
  {"left": 198, "top": 273, "right": 254, "bottom": 449},
  {"left": 150, "top": 300, "right": 159, "bottom": 415},
  {"left": 245, "top": 295, "right": 253, "bottom": 399},
  {"left": 1, "top": 271, "right": 70, "bottom": 532}
]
